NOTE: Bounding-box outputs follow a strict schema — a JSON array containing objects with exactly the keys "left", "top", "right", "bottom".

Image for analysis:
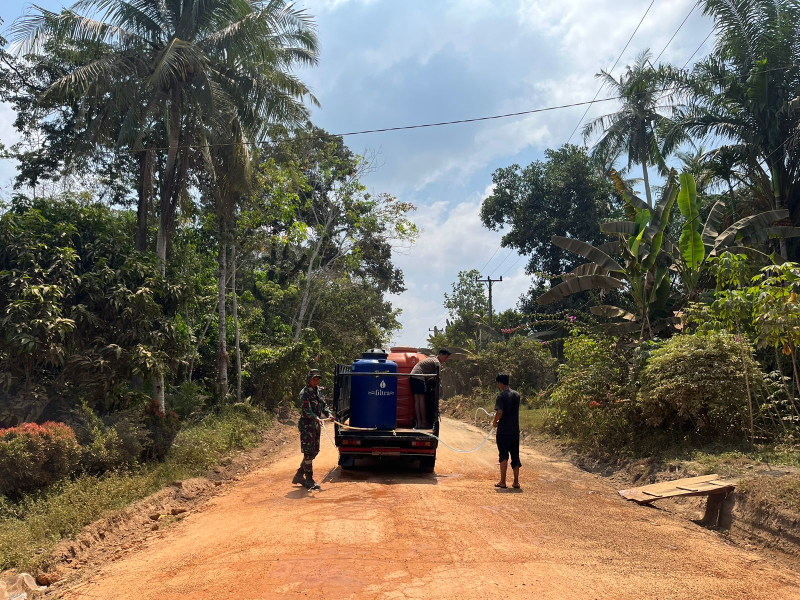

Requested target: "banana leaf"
[
  {"left": 651, "top": 174, "right": 678, "bottom": 231},
  {"left": 701, "top": 198, "right": 727, "bottom": 247},
  {"left": 537, "top": 275, "right": 625, "bottom": 305},
  {"left": 551, "top": 236, "right": 624, "bottom": 272},
  {"left": 570, "top": 263, "right": 609, "bottom": 276},
  {"left": 715, "top": 210, "right": 789, "bottom": 248},
  {"left": 601, "top": 221, "right": 679, "bottom": 257},
  {"left": 590, "top": 305, "right": 637, "bottom": 321},
  {"left": 738, "top": 226, "right": 800, "bottom": 245},
  {"left": 648, "top": 266, "right": 671, "bottom": 319},
  {"left": 677, "top": 172, "right": 705, "bottom": 270},
  {"left": 629, "top": 209, "right": 651, "bottom": 257},
  {"left": 643, "top": 183, "right": 679, "bottom": 271},
  {"left": 679, "top": 229, "right": 705, "bottom": 270},
  {"left": 601, "top": 221, "right": 638, "bottom": 236},
  {"left": 598, "top": 241, "right": 621, "bottom": 256},
  {"left": 609, "top": 169, "right": 650, "bottom": 212}
]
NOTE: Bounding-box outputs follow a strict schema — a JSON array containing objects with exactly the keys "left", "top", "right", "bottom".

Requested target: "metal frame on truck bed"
[{"left": 332, "top": 364, "right": 440, "bottom": 472}]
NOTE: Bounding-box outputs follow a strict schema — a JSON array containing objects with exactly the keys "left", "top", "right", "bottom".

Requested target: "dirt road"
[{"left": 62, "top": 418, "right": 799, "bottom": 599}]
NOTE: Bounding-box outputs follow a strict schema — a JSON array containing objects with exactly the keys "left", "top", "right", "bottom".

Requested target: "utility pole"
[{"left": 475, "top": 275, "right": 502, "bottom": 328}]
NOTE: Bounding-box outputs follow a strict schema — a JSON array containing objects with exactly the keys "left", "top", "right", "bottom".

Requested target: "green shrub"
[
  {"left": 639, "top": 332, "right": 762, "bottom": 439},
  {"left": 166, "top": 381, "right": 209, "bottom": 421},
  {"left": 547, "top": 334, "right": 637, "bottom": 452},
  {"left": 0, "top": 422, "right": 81, "bottom": 495},
  {"left": 70, "top": 406, "right": 147, "bottom": 473}
]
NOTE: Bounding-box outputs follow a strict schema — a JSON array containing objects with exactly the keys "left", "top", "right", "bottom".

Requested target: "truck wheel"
[
  {"left": 338, "top": 454, "right": 356, "bottom": 469},
  {"left": 419, "top": 456, "right": 435, "bottom": 473}
]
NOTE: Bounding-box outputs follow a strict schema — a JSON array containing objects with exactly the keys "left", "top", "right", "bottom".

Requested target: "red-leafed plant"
[{"left": 0, "top": 422, "right": 81, "bottom": 495}]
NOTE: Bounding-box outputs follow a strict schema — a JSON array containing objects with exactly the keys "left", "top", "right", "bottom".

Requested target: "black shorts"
[
  {"left": 410, "top": 377, "right": 426, "bottom": 395},
  {"left": 496, "top": 433, "right": 521, "bottom": 468}
]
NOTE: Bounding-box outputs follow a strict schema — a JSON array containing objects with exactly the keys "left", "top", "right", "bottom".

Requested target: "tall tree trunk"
[
  {"left": 153, "top": 91, "right": 182, "bottom": 410},
  {"left": 156, "top": 90, "right": 183, "bottom": 274},
  {"left": 641, "top": 158, "right": 653, "bottom": 209},
  {"left": 152, "top": 372, "right": 165, "bottom": 413},
  {"left": 306, "top": 285, "right": 324, "bottom": 328},
  {"left": 136, "top": 150, "right": 153, "bottom": 252},
  {"left": 217, "top": 239, "right": 229, "bottom": 401},
  {"left": 232, "top": 244, "right": 242, "bottom": 403},
  {"left": 294, "top": 238, "right": 323, "bottom": 340},
  {"left": 188, "top": 269, "right": 235, "bottom": 382}
]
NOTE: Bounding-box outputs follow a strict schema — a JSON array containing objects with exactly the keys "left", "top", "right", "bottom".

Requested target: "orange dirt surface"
[{"left": 58, "top": 418, "right": 800, "bottom": 599}]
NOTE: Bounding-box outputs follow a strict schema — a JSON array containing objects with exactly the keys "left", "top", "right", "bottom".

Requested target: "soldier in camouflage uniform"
[{"left": 292, "top": 370, "right": 333, "bottom": 490}]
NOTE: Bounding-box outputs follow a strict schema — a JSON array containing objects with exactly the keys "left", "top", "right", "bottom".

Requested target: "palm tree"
[
  {"left": 664, "top": 0, "right": 800, "bottom": 258},
  {"left": 583, "top": 50, "right": 680, "bottom": 208},
  {"left": 13, "top": 0, "right": 318, "bottom": 269},
  {"left": 675, "top": 145, "right": 716, "bottom": 194},
  {"left": 12, "top": 0, "right": 319, "bottom": 408}
]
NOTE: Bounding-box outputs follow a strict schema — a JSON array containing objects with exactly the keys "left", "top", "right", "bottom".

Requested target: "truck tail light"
[
  {"left": 341, "top": 439, "right": 361, "bottom": 446},
  {"left": 412, "top": 440, "right": 432, "bottom": 447}
]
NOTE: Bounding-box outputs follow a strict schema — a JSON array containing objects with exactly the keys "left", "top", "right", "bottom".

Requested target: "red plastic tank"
[{"left": 388, "top": 347, "right": 428, "bottom": 427}]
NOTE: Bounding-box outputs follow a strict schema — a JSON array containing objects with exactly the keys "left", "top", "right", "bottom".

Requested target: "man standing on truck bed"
[
  {"left": 292, "top": 370, "right": 334, "bottom": 491},
  {"left": 409, "top": 349, "right": 451, "bottom": 429},
  {"left": 492, "top": 373, "right": 522, "bottom": 490}
]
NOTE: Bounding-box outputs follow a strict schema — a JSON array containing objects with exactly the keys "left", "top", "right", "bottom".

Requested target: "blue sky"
[{"left": 1, "top": 0, "right": 715, "bottom": 348}]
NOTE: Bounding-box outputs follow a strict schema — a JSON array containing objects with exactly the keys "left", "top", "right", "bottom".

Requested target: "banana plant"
[
  {"left": 604, "top": 172, "right": 800, "bottom": 301},
  {"left": 673, "top": 176, "right": 800, "bottom": 300},
  {"left": 538, "top": 171, "right": 680, "bottom": 339}
]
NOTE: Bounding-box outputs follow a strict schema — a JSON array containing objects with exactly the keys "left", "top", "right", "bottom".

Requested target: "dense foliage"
[
  {"left": 639, "top": 333, "right": 762, "bottom": 438},
  {"left": 547, "top": 335, "right": 638, "bottom": 452},
  {"left": 441, "top": 337, "right": 557, "bottom": 400}
]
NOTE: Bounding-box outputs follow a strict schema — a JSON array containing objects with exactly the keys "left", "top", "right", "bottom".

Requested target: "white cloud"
[{"left": 389, "top": 184, "right": 529, "bottom": 346}]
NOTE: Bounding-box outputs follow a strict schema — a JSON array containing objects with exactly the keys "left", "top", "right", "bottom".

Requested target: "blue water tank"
[{"left": 350, "top": 349, "right": 398, "bottom": 429}]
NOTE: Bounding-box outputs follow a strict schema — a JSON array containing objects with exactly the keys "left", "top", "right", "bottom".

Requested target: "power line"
[
  {"left": 478, "top": 243, "right": 503, "bottom": 273},
  {"left": 500, "top": 254, "right": 525, "bottom": 278},
  {"left": 489, "top": 249, "right": 515, "bottom": 277},
  {"left": 0, "top": 94, "right": 640, "bottom": 161},
  {"left": 682, "top": 29, "right": 714, "bottom": 69},
  {"left": 566, "top": 0, "right": 657, "bottom": 145},
  {"left": 652, "top": 1, "right": 697, "bottom": 65},
  {"left": 4, "top": 66, "right": 799, "bottom": 161}
]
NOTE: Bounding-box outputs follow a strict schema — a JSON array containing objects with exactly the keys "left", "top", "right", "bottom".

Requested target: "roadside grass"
[
  {"left": 0, "top": 404, "right": 272, "bottom": 573},
  {"left": 519, "top": 407, "right": 550, "bottom": 436},
  {"left": 739, "top": 474, "right": 800, "bottom": 513},
  {"left": 441, "top": 392, "right": 551, "bottom": 437}
]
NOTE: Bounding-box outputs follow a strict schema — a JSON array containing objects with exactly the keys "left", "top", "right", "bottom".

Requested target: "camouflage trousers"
[{"left": 299, "top": 418, "right": 321, "bottom": 476}]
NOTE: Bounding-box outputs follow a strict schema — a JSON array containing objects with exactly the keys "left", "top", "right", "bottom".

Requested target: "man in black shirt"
[{"left": 492, "top": 373, "right": 521, "bottom": 490}]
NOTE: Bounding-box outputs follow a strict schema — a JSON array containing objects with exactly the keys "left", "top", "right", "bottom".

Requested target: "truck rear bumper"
[{"left": 338, "top": 447, "right": 436, "bottom": 456}]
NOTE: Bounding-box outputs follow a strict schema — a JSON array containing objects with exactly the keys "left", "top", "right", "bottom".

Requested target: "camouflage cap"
[{"left": 307, "top": 369, "right": 322, "bottom": 382}]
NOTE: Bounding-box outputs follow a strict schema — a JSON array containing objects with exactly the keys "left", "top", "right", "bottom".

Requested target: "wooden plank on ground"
[{"left": 619, "top": 474, "right": 736, "bottom": 504}]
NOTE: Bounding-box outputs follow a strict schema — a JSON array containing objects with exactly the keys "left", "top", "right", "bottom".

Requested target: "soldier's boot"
[
  {"left": 291, "top": 467, "right": 305, "bottom": 485},
  {"left": 303, "top": 468, "right": 320, "bottom": 490}
]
